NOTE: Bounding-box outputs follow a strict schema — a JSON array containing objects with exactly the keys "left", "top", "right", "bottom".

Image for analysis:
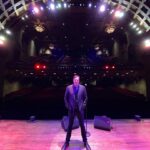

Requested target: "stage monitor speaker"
[
  {"left": 94, "top": 116, "right": 112, "bottom": 131},
  {"left": 61, "top": 116, "right": 79, "bottom": 131}
]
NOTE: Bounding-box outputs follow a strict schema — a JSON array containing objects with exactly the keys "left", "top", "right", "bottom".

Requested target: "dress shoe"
[
  {"left": 61, "top": 142, "right": 69, "bottom": 150},
  {"left": 84, "top": 142, "right": 91, "bottom": 150}
]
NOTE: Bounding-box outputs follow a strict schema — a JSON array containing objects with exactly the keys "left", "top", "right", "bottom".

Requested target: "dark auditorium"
[{"left": 0, "top": 0, "right": 150, "bottom": 150}]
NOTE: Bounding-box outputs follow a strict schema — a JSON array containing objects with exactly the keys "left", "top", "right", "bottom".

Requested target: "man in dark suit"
[{"left": 61, "top": 75, "right": 91, "bottom": 150}]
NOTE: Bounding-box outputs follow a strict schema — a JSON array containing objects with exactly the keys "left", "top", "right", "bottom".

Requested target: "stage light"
[
  {"left": 114, "top": 10, "right": 124, "bottom": 18},
  {"left": 97, "top": 51, "right": 102, "bottom": 55},
  {"left": 132, "top": 24, "right": 137, "bottom": 28},
  {"left": 104, "top": 65, "right": 109, "bottom": 70},
  {"left": 45, "top": 49, "right": 52, "bottom": 55},
  {"left": 112, "top": 65, "right": 115, "bottom": 69},
  {"left": 25, "top": 14, "right": 28, "bottom": 18},
  {"left": 110, "top": 9, "right": 114, "bottom": 14},
  {"left": 34, "top": 64, "right": 41, "bottom": 70},
  {"left": 99, "top": 5, "right": 106, "bottom": 12},
  {"left": 0, "top": 35, "right": 6, "bottom": 41},
  {"left": 137, "top": 30, "right": 143, "bottom": 34},
  {"left": 64, "top": 3, "right": 67, "bottom": 8},
  {"left": 57, "top": 3, "right": 62, "bottom": 9},
  {"left": 42, "top": 65, "right": 47, "bottom": 69},
  {"left": 136, "top": 27, "right": 140, "bottom": 31},
  {"left": 40, "top": 6, "right": 44, "bottom": 11},
  {"left": 0, "top": 40, "right": 4, "bottom": 45},
  {"left": 94, "top": 44, "right": 100, "bottom": 50},
  {"left": 33, "top": 7, "right": 40, "bottom": 14},
  {"left": 21, "top": 17, "right": 25, "bottom": 20},
  {"left": 5, "top": 29, "right": 12, "bottom": 35},
  {"left": 50, "top": 3, "right": 55, "bottom": 10},
  {"left": 105, "top": 24, "right": 116, "bottom": 34},
  {"left": 144, "top": 39, "right": 150, "bottom": 48},
  {"left": 49, "top": 43, "right": 54, "bottom": 49},
  {"left": 129, "top": 22, "right": 134, "bottom": 26},
  {"left": 88, "top": 3, "right": 92, "bottom": 8}
]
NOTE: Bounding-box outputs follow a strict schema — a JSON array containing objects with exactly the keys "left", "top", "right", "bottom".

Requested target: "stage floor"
[{"left": 0, "top": 119, "right": 150, "bottom": 150}]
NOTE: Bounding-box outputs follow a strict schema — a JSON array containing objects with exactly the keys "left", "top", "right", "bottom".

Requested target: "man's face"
[{"left": 73, "top": 77, "right": 80, "bottom": 86}]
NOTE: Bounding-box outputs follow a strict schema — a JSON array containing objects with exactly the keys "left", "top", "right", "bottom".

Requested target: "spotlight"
[
  {"left": 137, "top": 30, "right": 143, "bottom": 34},
  {"left": 99, "top": 5, "right": 106, "bottom": 12},
  {"left": 64, "top": 3, "right": 67, "bottom": 8},
  {"left": 132, "top": 24, "right": 137, "bottom": 28},
  {"left": 88, "top": 3, "right": 92, "bottom": 8},
  {"left": 112, "top": 65, "right": 115, "bottom": 69},
  {"left": 110, "top": 9, "right": 114, "bottom": 14},
  {"left": 129, "top": 22, "right": 134, "bottom": 26},
  {"left": 5, "top": 29, "right": 12, "bottom": 35},
  {"left": 0, "top": 35, "right": 6, "bottom": 41},
  {"left": 25, "top": 14, "right": 28, "bottom": 18},
  {"left": 34, "top": 63, "right": 41, "bottom": 70},
  {"left": 57, "top": 3, "right": 62, "bottom": 9},
  {"left": 43, "top": 65, "right": 47, "bottom": 69},
  {"left": 114, "top": 10, "right": 124, "bottom": 18},
  {"left": 104, "top": 65, "right": 109, "bottom": 70},
  {"left": 21, "top": 17, "right": 25, "bottom": 20},
  {"left": 96, "top": 50, "right": 102, "bottom": 55},
  {"left": 105, "top": 24, "right": 116, "bottom": 34},
  {"left": 0, "top": 40, "right": 4, "bottom": 45},
  {"left": 33, "top": 7, "right": 40, "bottom": 14},
  {"left": 144, "top": 39, "right": 150, "bottom": 48},
  {"left": 50, "top": 3, "right": 55, "bottom": 10},
  {"left": 40, "top": 6, "right": 44, "bottom": 11},
  {"left": 135, "top": 27, "right": 140, "bottom": 31},
  {"left": 49, "top": 43, "right": 54, "bottom": 49}
]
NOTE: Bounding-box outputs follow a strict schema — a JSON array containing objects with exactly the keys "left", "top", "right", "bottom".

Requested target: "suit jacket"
[{"left": 64, "top": 84, "right": 88, "bottom": 112}]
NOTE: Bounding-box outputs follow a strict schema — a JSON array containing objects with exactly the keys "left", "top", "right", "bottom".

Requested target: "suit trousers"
[{"left": 65, "top": 105, "right": 87, "bottom": 143}]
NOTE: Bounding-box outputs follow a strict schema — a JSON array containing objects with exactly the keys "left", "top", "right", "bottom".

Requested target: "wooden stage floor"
[{"left": 0, "top": 119, "right": 150, "bottom": 150}]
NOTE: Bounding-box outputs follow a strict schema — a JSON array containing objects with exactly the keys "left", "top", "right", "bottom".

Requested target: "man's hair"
[{"left": 73, "top": 75, "right": 80, "bottom": 80}]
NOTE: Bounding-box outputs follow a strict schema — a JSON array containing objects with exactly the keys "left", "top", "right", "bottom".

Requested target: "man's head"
[{"left": 73, "top": 75, "right": 80, "bottom": 87}]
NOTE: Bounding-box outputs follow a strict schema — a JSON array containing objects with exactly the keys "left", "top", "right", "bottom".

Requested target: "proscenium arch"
[{"left": 0, "top": 0, "right": 149, "bottom": 31}]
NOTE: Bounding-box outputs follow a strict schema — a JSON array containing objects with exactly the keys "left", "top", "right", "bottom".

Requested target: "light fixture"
[
  {"left": 0, "top": 35, "right": 6, "bottom": 41},
  {"left": 130, "top": 22, "right": 134, "bottom": 26},
  {"left": 50, "top": 3, "right": 55, "bottom": 10},
  {"left": 0, "top": 40, "right": 4, "bottom": 45},
  {"left": 144, "top": 39, "right": 150, "bottom": 48},
  {"left": 40, "top": 6, "right": 44, "bottom": 11},
  {"left": 99, "top": 5, "right": 106, "bottom": 12},
  {"left": 88, "top": 3, "right": 92, "bottom": 8},
  {"left": 49, "top": 43, "right": 54, "bottom": 49},
  {"left": 114, "top": 10, "right": 124, "bottom": 18},
  {"left": 132, "top": 24, "right": 137, "bottom": 28},
  {"left": 21, "top": 17, "right": 25, "bottom": 20},
  {"left": 96, "top": 50, "right": 102, "bottom": 55},
  {"left": 5, "top": 29, "right": 11, "bottom": 35},
  {"left": 137, "top": 30, "right": 143, "bottom": 34},
  {"left": 105, "top": 23, "right": 116, "bottom": 34},
  {"left": 25, "top": 14, "right": 28, "bottom": 18},
  {"left": 94, "top": 44, "right": 100, "bottom": 51},
  {"left": 64, "top": 3, "right": 67, "bottom": 8},
  {"left": 33, "top": 7, "right": 40, "bottom": 14},
  {"left": 34, "top": 19, "right": 45, "bottom": 32}
]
